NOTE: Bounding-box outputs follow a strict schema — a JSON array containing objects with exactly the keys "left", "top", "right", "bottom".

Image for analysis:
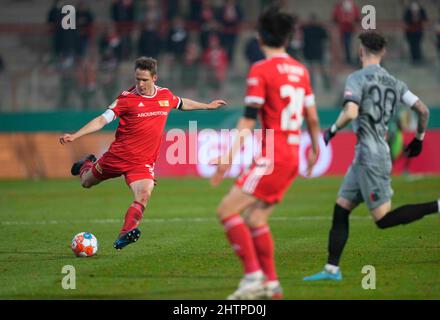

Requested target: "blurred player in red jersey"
[
  {"left": 60, "top": 57, "right": 226, "bottom": 250},
  {"left": 211, "top": 6, "right": 321, "bottom": 300}
]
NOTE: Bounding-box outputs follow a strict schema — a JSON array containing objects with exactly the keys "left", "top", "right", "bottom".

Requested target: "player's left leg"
[
  {"left": 244, "top": 201, "right": 283, "bottom": 299},
  {"left": 371, "top": 199, "right": 440, "bottom": 228},
  {"left": 71, "top": 154, "right": 102, "bottom": 188}
]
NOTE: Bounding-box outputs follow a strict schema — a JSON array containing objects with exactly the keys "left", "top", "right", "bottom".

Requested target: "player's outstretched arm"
[
  {"left": 59, "top": 115, "right": 108, "bottom": 144},
  {"left": 323, "top": 102, "right": 359, "bottom": 145},
  {"left": 180, "top": 98, "right": 227, "bottom": 111},
  {"left": 304, "top": 105, "right": 321, "bottom": 177},
  {"left": 405, "top": 99, "right": 430, "bottom": 157}
]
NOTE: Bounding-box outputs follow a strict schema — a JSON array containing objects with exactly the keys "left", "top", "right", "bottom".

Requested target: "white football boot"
[
  {"left": 227, "top": 271, "right": 265, "bottom": 300},
  {"left": 262, "top": 280, "right": 283, "bottom": 300}
]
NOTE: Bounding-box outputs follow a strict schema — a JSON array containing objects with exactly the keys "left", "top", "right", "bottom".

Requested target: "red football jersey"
[
  {"left": 107, "top": 85, "right": 182, "bottom": 165},
  {"left": 245, "top": 53, "right": 315, "bottom": 163}
]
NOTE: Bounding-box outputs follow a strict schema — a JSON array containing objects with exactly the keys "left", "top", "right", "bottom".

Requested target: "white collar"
[
  {"left": 268, "top": 53, "right": 289, "bottom": 59},
  {"left": 136, "top": 85, "right": 158, "bottom": 98}
]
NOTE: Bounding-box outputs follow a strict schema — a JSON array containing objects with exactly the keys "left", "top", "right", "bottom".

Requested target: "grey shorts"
[{"left": 338, "top": 161, "right": 393, "bottom": 210}]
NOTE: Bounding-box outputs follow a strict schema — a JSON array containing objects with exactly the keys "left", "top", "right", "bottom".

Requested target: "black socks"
[
  {"left": 327, "top": 204, "right": 351, "bottom": 266},
  {"left": 376, "top": 201, "right": 439, "bottom": 229}
]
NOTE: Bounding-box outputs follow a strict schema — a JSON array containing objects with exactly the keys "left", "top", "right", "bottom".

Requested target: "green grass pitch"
[{"left": 0, "top": 176, "right": 439, "bottom": 299}]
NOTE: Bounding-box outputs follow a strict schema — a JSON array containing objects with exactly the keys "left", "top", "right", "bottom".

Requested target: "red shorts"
[
  {"left": 235, "top": 157, "right": 298, "bottom": 204},
  {"left": 91, "top": 152, "right": 155, "bottom": 186}
]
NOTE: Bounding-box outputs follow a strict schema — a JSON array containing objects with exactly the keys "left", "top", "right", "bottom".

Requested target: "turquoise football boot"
[{"left": 303, "top": 269, "right": 342, "bottom": 281}]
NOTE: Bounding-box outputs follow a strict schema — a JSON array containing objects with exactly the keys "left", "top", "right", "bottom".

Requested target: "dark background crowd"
[{"left": 0, "top": 0, "right": 439, "bottom": 111}]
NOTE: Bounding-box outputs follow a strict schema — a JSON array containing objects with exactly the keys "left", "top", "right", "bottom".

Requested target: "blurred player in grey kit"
[{"left": 304, "top": 31, "right": 440, "bottom": 281}]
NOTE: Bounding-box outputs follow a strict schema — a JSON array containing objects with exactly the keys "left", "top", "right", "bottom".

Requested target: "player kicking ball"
[
  {"left": 304, "top": 32, "right": 440, "bottom": 281},
  {"left": 60, "top": 57, "right": 226, "bottom": 250},
  {"left": 211, "top": 6, "right": 321, "bottom": 299}
]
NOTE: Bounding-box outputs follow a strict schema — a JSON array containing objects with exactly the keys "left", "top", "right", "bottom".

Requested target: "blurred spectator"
[
  {"left": 47, "top": 0, "right": 64, "bottom": 60},
  {"left": 166, "top": 16, "right": 189, "bottom": 59},
  {"left": 0, "top": 53, "right": 4, "bottom": 74},
  {"left": 244, "top": 34, "right": 265, "bottom": 66},
  {"left": 57, "top": 56, "right": 77, "bottom": 109},
  {"left": 99, "top": 25, "right": 123, "bottom": 62},
  {"left": 260, "top": 0, "right": 288, "bottom": 9},
  {"left": 99, "top": 50, "right": 120, "bottom": 105},
  {"left": 76, "top": 1, "right": 94, "bottom": 58},
  {"left": 181, "top": 41, "right": 202, "bottom": 96},
  {"left": 47, "top": 0, "right": 78, "bottom": 61},
  {"left": 332, "top": 0, "right": 360, "bottom": 65},
  {"left": 165, "top": 0, "right": 181, "bottom": 20},
  {"left": 218, "top": 0, "right": 243, "bottom": 65},
  {"left": 287, "top": 14, "right": 302, "bottom": 60},
  {"left": 138, "top": 20, "right": 163, "bottom": 59},
  {"left": 403, "top": 1, "right": 428, "bottom": 64},
  {"left": 188, "top": 0, "right": 203, "bottom": 25},
  {"left": 197, "top": 0, "right": 219, "bottom": 50},
  {"left": 99, "top": 26, "right": 122, "bottom": 102},
  {"left": 111, "top": 0, "right": 135, "bottom": 60},
  {"left": 436, "top": 19, "right": 440, "bottom": 80},
  {"left": 202, "top": 34, "right": 228, "bottom": 95},
  {"left": 302, "top": 13, "right": 331, "bottom": 90},
  {"left": 76, "top": 55, "right": 97, "bottom": 110},
  {"left": 137, "top": 0, "right": 162, "bottom": 24},
  {"left": 0, "top": 53, "right": 4, "bottom": 110},
  {"left": 166, "top": 16, "right": 189, "bottom": 87}
]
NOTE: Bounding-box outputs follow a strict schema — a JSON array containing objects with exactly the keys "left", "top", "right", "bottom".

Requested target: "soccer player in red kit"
[
  {"left": 211, "top": 6, "right": 321, "bottom": 299},
  {"left": 60, "top": 57, "right": 226, "bottom": 250}
]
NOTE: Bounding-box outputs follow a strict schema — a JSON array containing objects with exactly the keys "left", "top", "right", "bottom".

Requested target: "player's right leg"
[
  {"left": 303, "top": 197, "right": 358, "bottom": 281},
  {"left": 216, "top": 186, "right": 265, "bottom": 300},
  {"left": 304, "top": 164, "right": 361, "bottom": 282}
]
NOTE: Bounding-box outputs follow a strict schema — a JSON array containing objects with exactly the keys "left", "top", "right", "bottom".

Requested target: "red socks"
[
  {"left": 222, "top": 214, "right": 260, "bottom": 274},
  {"left": 251, "top": 225, "right": 278, "bottom": 281},
  {"left": 120, "top": 201, "right": 145, "bottom": 235}
]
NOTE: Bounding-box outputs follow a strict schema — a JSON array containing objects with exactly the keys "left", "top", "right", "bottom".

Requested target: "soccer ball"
[{"left": 71, "top": 232, "right": 98, "bottom": 257}]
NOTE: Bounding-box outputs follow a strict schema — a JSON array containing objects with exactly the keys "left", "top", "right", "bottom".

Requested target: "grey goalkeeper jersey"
[{"left": 343, "top": 64, "right": 419, "bottom": 165}]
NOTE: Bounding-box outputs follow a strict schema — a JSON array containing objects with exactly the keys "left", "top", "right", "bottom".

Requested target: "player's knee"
[
  {"left": 244, "top": 213, "right": 266, "bottom": 228},
  {"left": 136, "top": 188, "right": 151, "bottom": 205},
  {"left": 216, "top": 200, "right": 232, "bottom": 220},
  {"left": 216, "top": 204, "right": 226, "bottom": 220}
]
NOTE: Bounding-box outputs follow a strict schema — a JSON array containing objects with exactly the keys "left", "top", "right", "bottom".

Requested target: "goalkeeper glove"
[
  {"left": 323, "top": 124, "right": 338, "bottom": 146},
  {"left": 404, "top": 137, "right": 423, "bottom": 158}
]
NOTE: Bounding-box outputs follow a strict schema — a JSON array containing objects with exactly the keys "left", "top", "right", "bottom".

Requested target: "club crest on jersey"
[
  {"left": 370, "top": 191, "right": 380, "bottom": 202},
  {"left": 158, "top": 100, "right": 169, "bottom": 107}
]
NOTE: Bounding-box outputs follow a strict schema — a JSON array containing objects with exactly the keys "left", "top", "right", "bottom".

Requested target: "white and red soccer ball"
[{"left": 71, "top": 232, "right": 98, "bottom": 257}]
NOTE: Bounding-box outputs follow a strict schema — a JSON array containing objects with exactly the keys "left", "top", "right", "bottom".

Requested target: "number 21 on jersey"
[{"left": 280, "top": 84, "right": 305, "bottom": 131}]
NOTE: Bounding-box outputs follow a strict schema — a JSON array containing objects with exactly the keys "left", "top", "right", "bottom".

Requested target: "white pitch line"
[{"left": 0, "top": 216, "right": 371, "bottom": 226}]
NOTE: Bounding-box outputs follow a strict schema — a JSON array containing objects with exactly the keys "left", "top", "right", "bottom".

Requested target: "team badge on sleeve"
[{"left": 247, "top": 77, "right": 259, "bottom": 86}]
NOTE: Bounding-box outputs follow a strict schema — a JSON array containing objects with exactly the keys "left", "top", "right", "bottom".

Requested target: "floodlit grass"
[{"left": 0, "top": 176, "right": 439, "bottom": 299}]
